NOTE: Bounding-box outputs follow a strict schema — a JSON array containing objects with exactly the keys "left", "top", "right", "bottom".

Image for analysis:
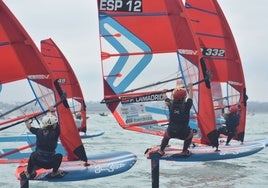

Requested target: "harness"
[
  {"left": 225, "top": 113, "right": 240, "bottom": 132},
  {"left": 36, "top": 129, "right": 58, "bottom": 152},
  {"left": 169, "top": 102, "right": 189, "bottom": 128}
]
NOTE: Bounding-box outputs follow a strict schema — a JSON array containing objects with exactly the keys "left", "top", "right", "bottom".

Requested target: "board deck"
[
  {"left": 145, "top": 139, "right": 267, "bottom": 162},
  {"left": 44, "top": 170, "right": 68, "bottom": 179},
  {"left": 15, "top": 151, "right": 137, "bottom": 181}
]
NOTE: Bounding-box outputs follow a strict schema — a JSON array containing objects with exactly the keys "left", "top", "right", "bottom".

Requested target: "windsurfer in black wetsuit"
[
  {"left": 23, "top": 107, "right": 63, "bottom": 179},
  {"left": 157, "top": 83, "right": 194, "bottom": 156},
  {"left": 218, "top": 105, "right": 240, "bottom": 145}
]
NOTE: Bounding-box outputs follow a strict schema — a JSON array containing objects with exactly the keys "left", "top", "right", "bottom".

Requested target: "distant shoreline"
[
  {"left": 1, "top": 101, "right": 268, "bottom": 114},
  {"left": 85, "top": 101, "right": 268, "bottom": 114}
]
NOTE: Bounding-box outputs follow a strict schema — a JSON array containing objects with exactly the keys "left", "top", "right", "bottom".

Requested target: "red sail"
[
  {"left": 186, "top": 0, "right": 247, "bottom": 142},
  {"left": 98, "top": 0, "right": 217, "bottom": 145},
  {"left": 0, "top": 1, "right": 87, "bottom": 161},
  {"left": 40, "top": 38, "right": 87, "bottom": 133},
  {"left": 0, "top": 1, "right": 50, "bottom": 87}
]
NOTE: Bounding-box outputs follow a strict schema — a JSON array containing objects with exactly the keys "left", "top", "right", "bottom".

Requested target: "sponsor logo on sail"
[
  {"left": 28, "top": 74, "right": 50, "bottom": 79},
  {"left": 228, "top": 81, "right": 243, "bottom": 86},
  {"left": 121, "top": 93, "right": 165, "bottom": 104},
  {"left": 178, "top": 49, "right": 198, "bottom": 55}
]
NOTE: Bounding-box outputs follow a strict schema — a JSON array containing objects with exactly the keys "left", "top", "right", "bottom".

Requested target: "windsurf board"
[
  {"left": 145, "top": 139, "right": 266, "bottom": 162},
  {"left": 15, "top": 151, "right": 137, "bottom": 181}
]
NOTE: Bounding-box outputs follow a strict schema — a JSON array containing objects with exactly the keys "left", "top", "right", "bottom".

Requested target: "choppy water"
[{"left": 1, "top": 113, "right": 268, "bottom": 188}]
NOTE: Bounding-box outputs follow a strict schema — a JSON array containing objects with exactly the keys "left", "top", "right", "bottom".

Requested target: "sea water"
[{"left": 1, "top": 113, "right": 267, "bottom": 188}]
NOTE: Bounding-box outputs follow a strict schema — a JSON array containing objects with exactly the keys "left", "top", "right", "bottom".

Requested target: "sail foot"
[
  {"left": 207, "top": 130, "right": 219, "bottom": 149},
  {"left": 74, "top": 145, "right": 88, "bottom": 162},
  {"left": 236, "top": 131, "right": 245, "bottom": 143}
]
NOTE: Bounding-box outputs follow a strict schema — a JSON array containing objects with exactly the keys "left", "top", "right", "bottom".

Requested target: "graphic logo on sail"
[
  {"left": 28, "top": 74, "right": 50, "bottom": 79},
  {"left": 121, "top": 93, "right": 165, "bottom": 104},
  {"left": 100, "top": 16, "right": 152, "bottom": 94},
  {"left": 178, "top": 49, "right": 198, "bottom": 55}
]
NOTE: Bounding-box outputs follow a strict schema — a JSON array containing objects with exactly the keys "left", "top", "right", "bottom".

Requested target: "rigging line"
[
  {"left": 0, "top": 99, "right": 35, "bottom": 119},
  {"left": 122, "top": 76, "right": 183, "bottom": 94},
  {"left": 0, "top": 92, "right": 53, "bottom": 119},
  {"left": 16, "top": 105, "right": 33, "bottom": 135},
  {"left": 214, "top": 104, "right": 234, "bottom": 111},
  {"left": 213, "top": 94, "right": 240, "bottom": 102},
  {"left": 17, "top": 102, "right": 28, "bottom": 116},
  {"left": 30, "top": 107, "right": 41, "bottom": 128},
  {"left": 0, "top": 79, "right": 69, "bottom": 131},
  {"left": 0, "top": 100, "right": 61, "bottom": 131},
  {"left": 101, "top": 76, "right": 210, "bottom": 104},
  {"left": 0, "top": 143, "right": 36, "bottom": 159},
  {"left": 176, "top": 57, "right": 197, "bottom": 82},
  {"left": 28, "top": 79, "right": 46, "bottom": 112},
  {"left": 0, "top": 113, "right": 39, "bottom": 126}
]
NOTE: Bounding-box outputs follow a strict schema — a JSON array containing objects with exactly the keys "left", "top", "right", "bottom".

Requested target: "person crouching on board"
[
  {"left": 218, "top": 105, "right": 240, "bottom": 146},
  {"left": 23, "top": 107, "right": 63, "bottom": 179},
  {"left": 157, "top": 83, "right": 194, "bottom": 156}
]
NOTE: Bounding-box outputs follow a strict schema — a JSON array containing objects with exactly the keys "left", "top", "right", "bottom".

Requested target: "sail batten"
[
  {"left": 185, "top": 3, "right": 217, "bottom": 15},
  {"left": 196, "top": 32, "right": 227, "bottom": 39}
]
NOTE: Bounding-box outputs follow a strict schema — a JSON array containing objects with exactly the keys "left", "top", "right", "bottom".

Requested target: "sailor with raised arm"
[
  {"left": 22, "top": 106, "right": 64, "bottom": 179},
  {"left": 157, "top": 83, "right": 194, "bottom": 156}
]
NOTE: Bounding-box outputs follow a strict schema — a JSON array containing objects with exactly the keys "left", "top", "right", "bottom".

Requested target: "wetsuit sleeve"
[
  {"left": 29, "top": 127, "right": 38, "bottom": 135},
  {"left": 54, "top": 123, "right": 60, "bottom": 137},
  {"left": 165, "top": 98, "right": 172, "bottom": 111},
  {"left": 165, "top": 98, "right": 171, "bottom": 103},
  {"left": 186, "top": 98, "right": 193, "bottom": 111}
]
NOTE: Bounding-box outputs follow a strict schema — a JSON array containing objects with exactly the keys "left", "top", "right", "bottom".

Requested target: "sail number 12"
[{"left": 98, "top": 0, "right": 142, "bottom": 12}]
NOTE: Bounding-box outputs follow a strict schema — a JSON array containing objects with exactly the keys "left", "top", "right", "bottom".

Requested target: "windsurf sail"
[
  {"left": 185, "top": 0, "right": 248, "bottom": 142},
  {"left": 0, "top": 0, "right": 54, "bottom": 127},
  {"left": 40, "top": 38, "right": 88, "bottom": 133},
  {"left": 97, "top": 0, "right": 219, "bottom": 146},
  {"left": 0, "top": 1, "right": 87, "bottom": 163}
]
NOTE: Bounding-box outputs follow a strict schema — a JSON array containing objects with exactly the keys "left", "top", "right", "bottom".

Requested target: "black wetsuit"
[
  {"left": 27, "top": 124, "right": 62, "bottom": 174},
  {"left": 218, "top": 113, "right": 240, "bottom": 144},
  {"left": 160, "top": 98, "right": 193, "bottom": 151}
]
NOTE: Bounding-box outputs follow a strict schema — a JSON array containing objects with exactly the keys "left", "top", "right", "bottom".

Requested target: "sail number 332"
[
  {"left": 98, "top": 0, "right": 142, "bottom": 12},
  {"left": 202, "top": 48, "right": 225, "bottom": 57}
]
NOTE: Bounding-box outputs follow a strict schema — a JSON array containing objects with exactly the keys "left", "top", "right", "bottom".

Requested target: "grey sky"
[{"left": 3, "top": 0, "right": 268, "bottom": 102}]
